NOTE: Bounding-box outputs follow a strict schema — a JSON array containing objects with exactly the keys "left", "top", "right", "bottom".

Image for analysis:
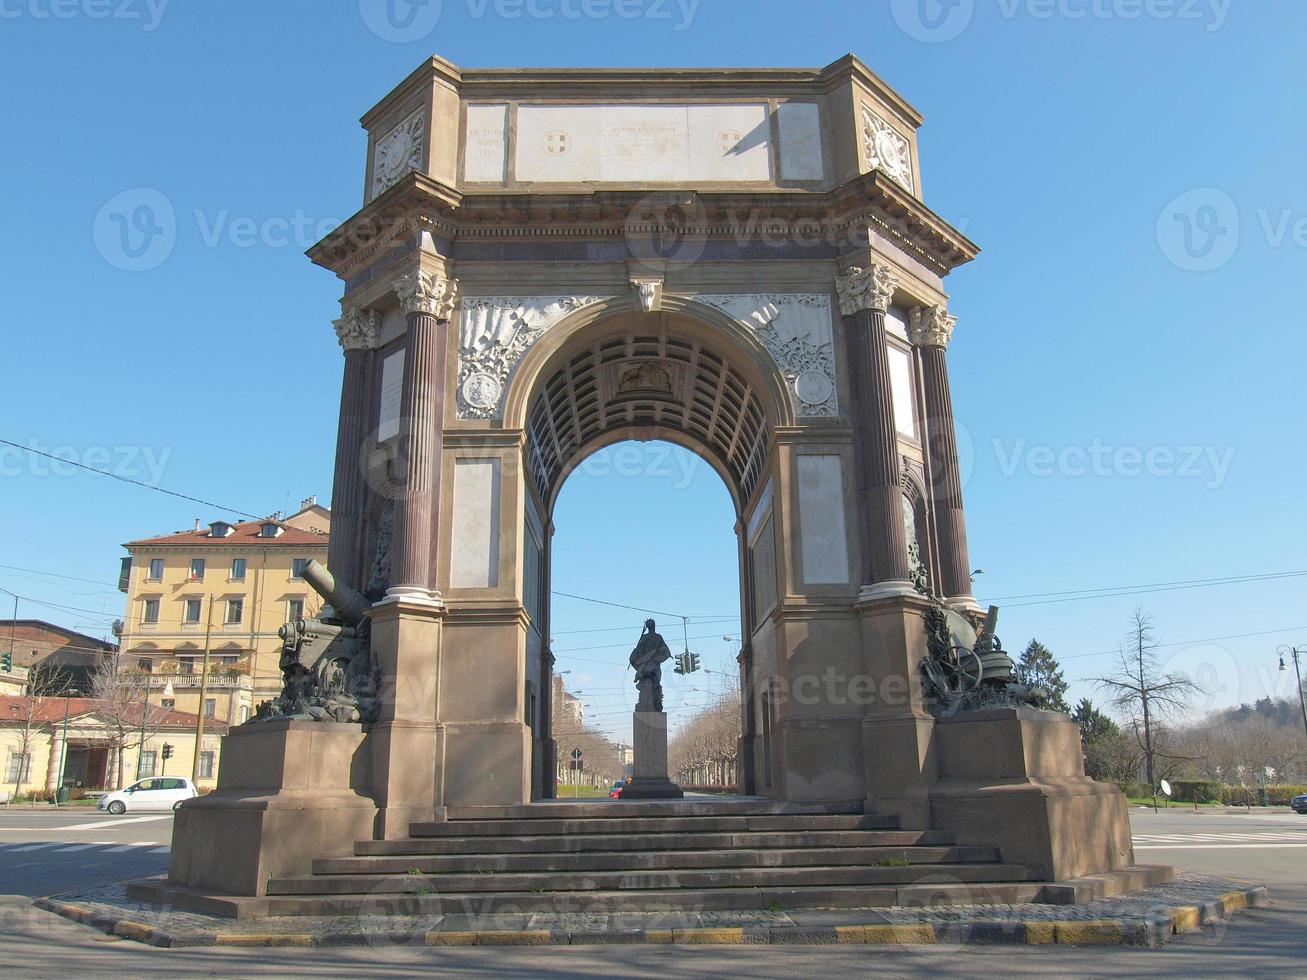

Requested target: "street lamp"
[{"left": 1277, "top": 645, "right": 1307, "bottom": 743}]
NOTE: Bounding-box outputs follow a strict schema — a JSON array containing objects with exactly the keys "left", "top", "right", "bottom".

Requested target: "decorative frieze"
[
  {"left": 455, "top": 296, "right": 607, "bottom": 419},
  {"left": 332, "top": 308, "right": 380, "bottom": 352},
  {"left": 394, "top": 270, "right": 459, "bottom": 320},
  {"left": 836, "top": 264, "right": 899, "bottom": 316},
  {"left": 372, "top": 108, "right": 425, "bottom": 199},
  {"left": 908, "top": 305, "right": 957, "bottom": 349},
  {"left": 860, "top": 104, "right": 914, "bottom": 193},
  {"left": 693, "top": 294, "right": 838, "bottom": 418}
]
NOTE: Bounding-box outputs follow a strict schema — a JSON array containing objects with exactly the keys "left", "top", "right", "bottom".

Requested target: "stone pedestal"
[
  {"left": 622, "top": 710, "right": 683, "bottom": 799},
  {"left": 164, "top": 720, "right": 376, "bottom": 896},
  {"left": 930, "top": 707, "right": 1135, "bottom": 881}
]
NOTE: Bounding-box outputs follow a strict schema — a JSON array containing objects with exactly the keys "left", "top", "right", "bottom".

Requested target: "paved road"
[{"left": 0, "top": 805, "right": 1302, "bottom": 976}]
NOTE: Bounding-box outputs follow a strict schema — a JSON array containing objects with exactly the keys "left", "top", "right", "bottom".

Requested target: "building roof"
[
  {"left": 0, "top": 694, "right": 230, "bottom": 731},
  {"left": 125, "top": 518, "right": 329, "bottom": 549},
  {"left": 0, "top": 620, "right": 117, "bottom": 653}
]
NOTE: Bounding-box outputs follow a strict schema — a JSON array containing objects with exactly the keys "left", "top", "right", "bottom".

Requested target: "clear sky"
[{"left": 1, "top": 1, "right": 1304, "bottom": 742}]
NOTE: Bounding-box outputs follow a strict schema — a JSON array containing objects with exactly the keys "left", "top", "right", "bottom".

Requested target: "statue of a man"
[{"left": 629, "top": 618, "right": 672, "bottom": 712}]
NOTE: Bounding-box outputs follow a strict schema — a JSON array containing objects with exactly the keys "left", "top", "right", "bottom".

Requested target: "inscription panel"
[
  {"left": 515, "top": 104, "right": 772, "bottom": 183},
  {"left": 464, "top": 104, "right": 509, "bottom": 182}
]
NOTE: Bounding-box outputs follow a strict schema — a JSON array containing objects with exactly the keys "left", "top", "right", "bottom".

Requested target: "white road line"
[
  {"left": 36, "top": 815, "right": 173, "bottom": 832},
  {"left": 3, "top": 843, "right": 57, "bottom": 852},
  {"left": 51, "top": 844, "right": 98, "bottom": 852},
  {"left": 1135, "top": 843, "right": 1307, "bottom": 849}
]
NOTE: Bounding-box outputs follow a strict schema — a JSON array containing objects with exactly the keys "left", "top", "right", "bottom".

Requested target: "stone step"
[
  {"left": 267, "top": 862, "right": 1028, "bottom": 896},
  {"left": 408, "top": 813, "right": 897, "bottom": 838},
  {"left": 443, "top": 799, "right": 862, "bottom": 820},
  {"left": 318, "top": 844, "right": 1002, "bottom": 876},
  {"left": 356, "top": 828, "right": 952, "bottom": 857},
  {"left": 263, "top": 880, "right": 1048, "bottom": 917}
]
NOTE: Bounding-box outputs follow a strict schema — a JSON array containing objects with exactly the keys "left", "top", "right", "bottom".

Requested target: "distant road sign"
[
  {"left": 571, "top": 748, "right": 583, "bottom": 761},
  {"left": 1160, "top": 779, "right": 1172, "bottom": 797}
]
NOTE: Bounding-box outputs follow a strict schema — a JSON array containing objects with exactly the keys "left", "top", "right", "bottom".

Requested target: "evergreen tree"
[
  {"left": 1015, "top": 638, "right": 1070, "bottom": 712},
  {"left": 1072, "top": 698, "right": 1118, "bottom": 741}
]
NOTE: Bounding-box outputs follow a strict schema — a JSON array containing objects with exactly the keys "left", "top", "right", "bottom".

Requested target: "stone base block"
[
  {"left": 168, "top": 719, "right": 376, "bottom": 896},
  {"left": 930, "top": 707, "right": 1137, "bottom": 881},
  {"left": 620, "top": 776, "right": 684, "bottom": 800}
]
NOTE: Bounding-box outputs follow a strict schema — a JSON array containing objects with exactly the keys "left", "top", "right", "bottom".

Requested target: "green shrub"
[{"left": 1170, "top": 780, "right": 1222, "bottom": 803}]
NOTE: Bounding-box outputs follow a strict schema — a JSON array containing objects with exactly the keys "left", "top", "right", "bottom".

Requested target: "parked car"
[
  {"left": 97, "top": 777, "right": 198, "bottom": 814},
  {"left": 1292, "top": 794, "right": 1307, "bottom": 814},
  {"left": 608, "top": 780, "right": 627, "bottom": 799}
]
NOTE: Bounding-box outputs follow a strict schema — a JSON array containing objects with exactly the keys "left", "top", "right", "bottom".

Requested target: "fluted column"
[
  {"left": 910, "top": 305, "right": 975, "bottom": 603},
  {"left": 45, "top": 724, "right": 63, "bottom": 795},
  {"left": 384, "top": 269, "right": 458, "bottom": 605},
  {"left": 328, "top": 308, "right": 379, "bottom": 592},
  {"left": 836, "top": 263, "right": 912, "bottom": 598}
]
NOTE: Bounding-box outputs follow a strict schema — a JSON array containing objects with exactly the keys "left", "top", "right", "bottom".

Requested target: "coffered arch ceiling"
[{"left": 524, "top": 316, "right": 776, "bottom": 515}]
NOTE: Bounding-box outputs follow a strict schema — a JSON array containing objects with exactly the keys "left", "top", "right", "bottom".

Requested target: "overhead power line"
[
  {"left": 0, "top": 438, "right": 262, "bottom": 520},
  {"left": 995, "top": 569, "right": 1307, "bottom": 607}
]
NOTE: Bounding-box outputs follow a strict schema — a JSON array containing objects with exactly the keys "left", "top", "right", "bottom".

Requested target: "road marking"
[
  {"left": 51, "top": 844, "right": 98, "bottom": 852},
  {"left": 1136, "top": 843, "right": 1307, "bottom": 849},
  {"left": 3, "top": 843, "right": 57, "bottom": 852},
  {"left": 30, "top": 815, "right": 173, "bottom": 832}
]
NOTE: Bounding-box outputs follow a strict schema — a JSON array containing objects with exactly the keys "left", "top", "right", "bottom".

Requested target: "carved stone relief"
[
  {"left": 372, "top": 108, "right": 425, "bottom": 199},
  {"left": 455, "top": 296, "right": 607, "bottom": 419},
  {"left": 692, "top": 294, "right": 839, "bottom": 417},
  {"left": 860, "top": 104, "right": 914, "bottom": 193}
]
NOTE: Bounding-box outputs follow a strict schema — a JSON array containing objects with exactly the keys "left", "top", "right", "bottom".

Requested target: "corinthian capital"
[
  {"left": 908, "top": 305, "right": 957, "bottom": 349},
  {"left": 393, "top": 270, "right": 459, "bottom": 320},
  {"left": 835, "top": 263, "right": 899, "bottom": 316},
  {"left": 333, "top": 307, "right": 380, "bottom": 352}
]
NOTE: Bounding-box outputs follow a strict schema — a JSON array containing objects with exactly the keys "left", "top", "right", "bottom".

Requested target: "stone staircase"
[{"left": 258, "top": 799, "right": 1052, "bottom": 916}]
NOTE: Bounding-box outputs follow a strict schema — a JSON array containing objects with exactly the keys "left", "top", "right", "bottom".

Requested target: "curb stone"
[{"left": 33, "top": 884, "right": 1269, "bottom": 949}]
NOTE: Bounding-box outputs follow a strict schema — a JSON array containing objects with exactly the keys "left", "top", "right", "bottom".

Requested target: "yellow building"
[{"left": 117, "top": 498, "right": 330, "bottom": 732}]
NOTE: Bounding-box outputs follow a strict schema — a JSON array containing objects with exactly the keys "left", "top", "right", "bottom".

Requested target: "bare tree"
[
  {"left": 1091, "top": 610, "right": 1200, "bottom": 807},
  {"left": 90, "top": 654, "right": 171, "bottom": 790},
  {"left": 8, "top": 669, "right": 73, "bottom": 803}
]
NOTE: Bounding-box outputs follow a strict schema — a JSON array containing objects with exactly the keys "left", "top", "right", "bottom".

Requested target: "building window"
[
  {"left": 239, "top": 705, "right": 250, "bottom": 723},
  {"left": 184, "top": 598, "right": 202, "bottom": 624},
  {"left": 142, "top": 599, "right": 160, "bottom": 624},
  {"left": 148, "top": 558, "right": 164, "bottom": 580},
  {"left": 139, "top": 750, "right": 157, "bottom": 778},
  {"left": 161, "top": 698, "right": 176, "bottom": 710},
  {"left": 291, "top": 558, "right": 310, "bottom": 580},
  {"left": 137, "top": 658, "right": 153, "bottom": 672},
  {"left": 287, "top": 598, "right": 304, "bottom": 622},
  {"left": 177, "top": 659, "right": 194, "bottom": 675},
  {"left": 260, "top": 523, "right": 280, "bottom": 538},
  {"left": 189, "top": 558, "right": 205, "bottom": 581},
  {"left": 198, "top": 751, "right": 215, "bottom": 779},
  {"left": 230, "top": 557, "right": 246, "bottom": 580},
  {"left": 204, "top": 698, "right": 216, "bottom": 719},
  {"left": 6, "top": 752, "right": 31, "bottom": 784},
  {"left": 225, "top": 599, "right": 243, "bottom": 624}
]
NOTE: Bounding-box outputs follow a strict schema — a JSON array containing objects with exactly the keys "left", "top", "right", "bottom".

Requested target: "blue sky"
[{"left": 1, "top": 1, "right": 1304, "bottom": 740}]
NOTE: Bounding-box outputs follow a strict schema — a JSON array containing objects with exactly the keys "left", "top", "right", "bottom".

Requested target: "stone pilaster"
[
  {"left": 384, "top": 270, "right": 458, "bottom": 606},
  {"left": 836, "top": 263, "right": 912, "bottom": 598},
  {"left": 45, "top": 725, "right": 63, "bottom": 795},
  {"left": 909, "top": 305, "right": 975, "bottom": 603},
  {"left": 328, "top": 308, "right": 379, "bottom": 591}
]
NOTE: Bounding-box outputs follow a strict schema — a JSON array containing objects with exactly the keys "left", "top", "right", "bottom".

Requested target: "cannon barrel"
[{"left": 302, "top": 560, "right": 370, "bottom": 626}]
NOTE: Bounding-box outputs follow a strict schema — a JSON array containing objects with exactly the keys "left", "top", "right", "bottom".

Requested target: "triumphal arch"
[{"left": 144, "top": 54, "right": 1161, "bottom": 914}]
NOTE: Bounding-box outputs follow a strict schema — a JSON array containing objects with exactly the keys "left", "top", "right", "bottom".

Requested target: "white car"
[{"left": 97, "top": 777, "right": 198, "bottom": 814}]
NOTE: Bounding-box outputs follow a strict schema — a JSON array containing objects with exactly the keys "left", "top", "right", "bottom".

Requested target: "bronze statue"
[{"left": 629, "top": 619, "right": 672, "bottom": 712}]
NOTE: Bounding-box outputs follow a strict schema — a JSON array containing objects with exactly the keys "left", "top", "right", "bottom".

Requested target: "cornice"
[{"left": 307, "top": 171, "right": 978, "bottom": 280}]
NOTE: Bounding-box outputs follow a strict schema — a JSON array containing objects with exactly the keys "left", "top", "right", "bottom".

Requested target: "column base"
[
  {"left": 857, "top": 579, "right": 917, "bottom": 602},
  {"left": 378, "top": 585, "right": 445, "bottom": 608},
  {"left": 621, "top": 777, "right": 684, "bottom": 800},
  {"left": 945, "top": 594, "right": 985, "bottom": 616}
]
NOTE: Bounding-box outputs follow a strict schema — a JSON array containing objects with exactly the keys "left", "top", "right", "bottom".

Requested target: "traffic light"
[
  {"left": 1, "top": 651, "right": 11, "bottom": 672},
  {"left": 689, "top": 652, "right": 701, "bottom": 674},
  {"left": 674, "top": 652, "right": 688, "bottom": 675},
  {"left": 161, "top": 744, "right": 174, "bottom": 761}
]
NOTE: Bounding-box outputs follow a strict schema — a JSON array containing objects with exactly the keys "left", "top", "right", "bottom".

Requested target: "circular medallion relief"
[
  {"left": 794, "top": 370, "right": 834, "bottom": 407},
  {"left": 380, "top": 131, "right": 415, "bottom": 181},
  {"left": 462, "top": 373, "right": 502, "bottom": 411}
]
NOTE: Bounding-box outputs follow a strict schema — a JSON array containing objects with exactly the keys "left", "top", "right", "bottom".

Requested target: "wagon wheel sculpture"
[{"left": 922, "top": 644, "right": 985, "bottom": 699}]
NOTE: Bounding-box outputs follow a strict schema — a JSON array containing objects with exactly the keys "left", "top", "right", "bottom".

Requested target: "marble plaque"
[
  {"left": 464, "top": 104, "right": 508, "bottom": 183},
  {"left": 887, "top": 344, "right": 916, "bottom": 439},
  {"left": 777, "top": 102, "right": 823, "bottom": 181},
  {"left": 797, "top": 455, "right": 850, "bottom": 585},
  {"left": 377, "top": 350, "right": 404, "bottom": 442},
  {"left": 515, "top": 104, "right": 772, "bottom": 182},
  {"left": 451, "top": 458, "right": 501, "bottom": 589}
]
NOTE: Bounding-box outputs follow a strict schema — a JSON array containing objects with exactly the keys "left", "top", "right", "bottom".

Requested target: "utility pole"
[
  {"left": 1278, "top": 645, "right": 1307, "bottom": 744},
  {"left": 192, "top": 597, "right": 215, "bottom": 783}
]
